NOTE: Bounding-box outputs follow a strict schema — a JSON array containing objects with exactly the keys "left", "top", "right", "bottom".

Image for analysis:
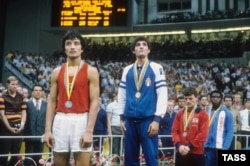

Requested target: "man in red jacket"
[{"left": 172, "top": 87, "right": 209, "bottom": 166}]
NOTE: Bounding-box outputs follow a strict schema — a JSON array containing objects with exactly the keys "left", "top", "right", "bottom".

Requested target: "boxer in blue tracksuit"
[
  {"left": 117, "top": 36, "right": 168, "bottom": 166},
  {"left": 204, "top": 90, "right": 234, "bottom": 166}
]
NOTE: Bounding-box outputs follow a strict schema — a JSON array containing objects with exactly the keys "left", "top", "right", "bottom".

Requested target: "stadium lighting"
[
  {"left": 82, "top": 31, "right": 186, "bottom": 38},
  {"left": 191, "top": 26, "right": 250, "bottom": 33}
]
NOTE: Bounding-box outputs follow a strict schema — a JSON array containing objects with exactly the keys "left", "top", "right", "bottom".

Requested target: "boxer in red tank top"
[{"left": 44, "top": 29, "right": 100, "bottom": 166}]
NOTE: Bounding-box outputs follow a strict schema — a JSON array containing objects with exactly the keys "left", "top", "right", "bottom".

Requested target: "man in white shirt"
[
  {"left": 239, "top": 98, "right": 250, "bottom": 149},
  {"left": 106, "top": 94, "right": 122, "bottom": 155}
]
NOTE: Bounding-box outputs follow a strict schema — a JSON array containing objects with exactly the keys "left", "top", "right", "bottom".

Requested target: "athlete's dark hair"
[
  {"left": 183, "top": 87, "right": 198, "bottom": 97},
  {"left": 210, "top": 90, "right": 223, "bottom": 98},
  {"left": 62, "top": 29, "right": 85, "bottom": 51},
  {"left": 130, "top": 36, "right": 151, "bottom": 51}
]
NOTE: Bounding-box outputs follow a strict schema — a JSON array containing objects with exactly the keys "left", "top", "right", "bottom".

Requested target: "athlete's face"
[
  {"left": 64, "top": 38, "right": 83, "bottom": 59},
  {"left": 132, "top": 41, "right": 150, "bottom": 59},
  {"left": 184, "top": 94, "right": 197, "bottom": 110},
  {"left": 211, "top": 93, "right": 222, "bottom": 106}
]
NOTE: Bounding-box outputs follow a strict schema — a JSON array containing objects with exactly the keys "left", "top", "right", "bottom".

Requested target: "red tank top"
[{"left": 56, "top": 62, "right": 89, "bottom": 113}]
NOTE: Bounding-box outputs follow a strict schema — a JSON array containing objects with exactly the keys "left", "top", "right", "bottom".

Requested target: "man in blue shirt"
[
  {"left": 117, "top": 36, "right": 168, "bottom": 166},
  {"left": 204, "top": 90, "right": 234, "bottom": 166}
]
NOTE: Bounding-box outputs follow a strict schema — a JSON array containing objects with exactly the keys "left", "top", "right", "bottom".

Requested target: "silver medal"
[{"left": 65, "top": 100, "right": 72, "bottom": 108}]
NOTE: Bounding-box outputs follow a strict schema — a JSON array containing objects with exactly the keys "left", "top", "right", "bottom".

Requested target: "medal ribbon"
[
  {"left": 208, "top": 105, "right": 221, "bottom": 127},
  {"left": 183, "top": 106, "right": 196, "bottom": 132},
  {"left": 133, "top": 60, "right": 149, "bottom": 92},
  {"left": 64, "top": 61, "right": 82, "bottom": 100}
]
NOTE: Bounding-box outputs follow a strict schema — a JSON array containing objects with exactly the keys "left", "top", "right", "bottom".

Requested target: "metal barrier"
[
  {"left": 232, "top": 134, "right": 250, "bottom": 150},
  {"left": 1, "top": 134, "right": 248, "bottom": 165}
]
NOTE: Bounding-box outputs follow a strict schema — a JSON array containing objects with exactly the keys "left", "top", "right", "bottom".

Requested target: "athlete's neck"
[
  {"left": 212, "top": 104, "right": 221, "bottom": 111},
  {"left": 67, "top": 58, "right": 82, "bottom": 66},
  {"left": 187, "top": 106, "right": 195, "bottom": 112},
  {"left": 136, "top": 58, "right": 148, "bottom": 66}
]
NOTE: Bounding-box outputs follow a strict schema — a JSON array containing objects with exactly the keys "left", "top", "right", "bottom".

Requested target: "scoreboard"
[{"left": 51, "top": 0, "right": 128, "bottom": 27}]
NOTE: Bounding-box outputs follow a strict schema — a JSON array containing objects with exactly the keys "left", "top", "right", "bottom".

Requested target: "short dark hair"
[
  {"left": 177, "top": 95, "right": 185, "bottom": 101},
  {"left": 130, "top": 36, "right": 151, "bottom": 51},
  {"left": 199, "top": 94, "right": 208, "bottom": 100},
  {"left": 210, "top": 90, "right": 223, "bottom": 98},
  {"left": 31, "top": 84, "right": 44, "bottom": 91},
  {"left": 62, "top": 29, "right": 85, "bottom": 51},
  {"left": 224, "top": 94, "right": 233, "bottom": 101},
  {"left": 183, "top": 87, "right": 197, "bottom": 97}
]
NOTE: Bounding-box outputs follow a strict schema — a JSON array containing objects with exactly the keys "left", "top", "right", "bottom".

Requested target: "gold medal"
[
  {"left": 135, "top": 92, "right": 141, "bottom": 98},
  {"left": 208, "top": 106, "right": 221, "bottom": 127},
  {"left": 183, "top": 106, "right": 196, "bottom": 138}
]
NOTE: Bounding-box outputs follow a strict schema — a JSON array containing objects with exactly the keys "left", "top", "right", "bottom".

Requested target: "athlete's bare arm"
[
  {"left": 80, "top": 65, "right": 100, "bottom": 147},
  {"left": 44, "top": 66, "right": 60, "bottom": 148}
]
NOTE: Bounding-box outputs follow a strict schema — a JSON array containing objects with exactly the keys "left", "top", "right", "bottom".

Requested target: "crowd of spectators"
[
  {"left": 4, "top": 30, "right": 250, "bottom": 108},
  {"left": 84, "top": 30, "right": 250, "bottom": 62},
  {"left": 149, "top": 8, "right": 250, "bottom": 24}
]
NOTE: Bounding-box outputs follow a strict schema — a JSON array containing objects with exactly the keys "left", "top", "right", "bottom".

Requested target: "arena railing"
[{"left": 0, "top": 134, "right": 248, "bottom": 166}]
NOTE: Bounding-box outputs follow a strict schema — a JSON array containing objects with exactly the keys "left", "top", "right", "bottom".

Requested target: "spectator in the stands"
[
  {"left": 22, "top": 87, "right": 30, "bottom": 100},
  {"left": 5, "top": 30, "right": 250, "bottom": 102}
]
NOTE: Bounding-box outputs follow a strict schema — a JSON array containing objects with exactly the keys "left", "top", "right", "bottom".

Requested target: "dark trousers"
[
  {"left": 124, "top": 118, "right": 158, "bottom": 166},
  {"left": 0, "top": 123, "right": 22, "bottom": 166},
  {"left": 24, "top": 139, "right": 44, "bottom": 165},
  {"left": 205, "top": 148, "right": 218, "bottom": 166},
  {"left": 111, "top": 126, "right": 122, "bottom": 155},
  {"left": 176, "top": 152, "right": 205, "bottom": 166}
]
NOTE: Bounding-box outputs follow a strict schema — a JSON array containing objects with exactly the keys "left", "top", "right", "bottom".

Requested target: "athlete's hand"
[
  {"left": 148, "top": 121, "right": 159, "bottom": 137},
  {"left": 80, "top": 132, "right": 93, "bottom": 148},
  {"left": 44, "top": 131, "right": 55, "bottom": 148},
  {"left": 183, "top": 146, "right": 190, "bottom": 154},
  {"left": 178, "top": 145, "right": 190, "bottom": 156},
  {"left": 120, "top": 121, "right": 126, "bottom": 136}
]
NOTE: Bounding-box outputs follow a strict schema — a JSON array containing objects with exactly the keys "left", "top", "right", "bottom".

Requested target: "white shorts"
[{"left": 52, "top": 112, "right": 92, "bottom": 152}]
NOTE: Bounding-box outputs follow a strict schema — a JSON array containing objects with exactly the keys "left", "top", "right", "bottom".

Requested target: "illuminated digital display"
[{"left": 51, "top": 0, "right": 128, "bottom": 27}]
